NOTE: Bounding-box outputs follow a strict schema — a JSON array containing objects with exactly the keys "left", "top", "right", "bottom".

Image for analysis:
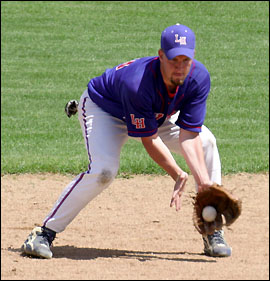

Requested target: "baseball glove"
[
  {"left": 65, "top": 100, "right": 78, "bottom": 118},
  {"left": 193, "top": 183, "right": 242, "bottom": 235}
]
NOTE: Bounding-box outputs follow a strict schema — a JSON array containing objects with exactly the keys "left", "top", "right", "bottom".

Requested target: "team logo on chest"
[{"left": 130, "top": 114, "right": 145, "bottom": 129}]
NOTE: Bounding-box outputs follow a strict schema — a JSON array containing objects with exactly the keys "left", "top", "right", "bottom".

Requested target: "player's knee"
[
  {"left": 97, "top": 168, "right": 117, "bottom": 185},
  {"left": 201, "top": 130, "right": 217, "bottom": 151},
  {"left": 207, "top": 134, "right": 217, "bottom": 148}
]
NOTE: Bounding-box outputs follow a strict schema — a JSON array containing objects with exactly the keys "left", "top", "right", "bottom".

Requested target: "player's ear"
[{"left": 158, "top": 49, "right": 164, "bottom": 60}]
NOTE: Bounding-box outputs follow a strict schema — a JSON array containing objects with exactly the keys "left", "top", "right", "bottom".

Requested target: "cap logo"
[{"left": 175, "top": 34, "right": 186, "bottom": 45}]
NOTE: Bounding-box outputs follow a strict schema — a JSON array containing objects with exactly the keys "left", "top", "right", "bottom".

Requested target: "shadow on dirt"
[
  {"left": 9, "top": 245, "right": 217, "bottom": 263},
  {"left": 9, "top": 245, "right": 216, "bottom": 262},
  {"left": 51, "top": 246, "right": 216, "bottom": 263}
]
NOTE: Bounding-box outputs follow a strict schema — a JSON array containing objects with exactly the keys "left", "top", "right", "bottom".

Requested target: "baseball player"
[{"left": 22, "top": 24, "right": 231, "bottom": 259}]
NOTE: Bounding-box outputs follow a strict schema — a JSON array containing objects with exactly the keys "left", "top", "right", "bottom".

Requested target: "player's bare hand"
[
  {"left": 170, "top": 172, "right": 188, "bottom": 211},
  {"left": 197, "top": 181, "right": 214, "bottom": 193},
  {"left": 65, "top": 100, "right": 78, "bottom": 118}
]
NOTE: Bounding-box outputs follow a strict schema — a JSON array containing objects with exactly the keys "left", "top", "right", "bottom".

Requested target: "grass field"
[{"left": 1, "top": 1, "right": 269, "bottom": 175}]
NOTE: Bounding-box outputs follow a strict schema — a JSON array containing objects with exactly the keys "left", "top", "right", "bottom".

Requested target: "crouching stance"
[{"left": 22, "top": 24, "right": 233, "bottom": 259}]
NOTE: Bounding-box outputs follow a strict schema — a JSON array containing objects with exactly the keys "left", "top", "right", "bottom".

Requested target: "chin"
[
  {"left": 178, "top": 80, "right": 184, "bottom": 85},
  {"left": 172, "top": 78, "right": 184, "bottom": 86}
]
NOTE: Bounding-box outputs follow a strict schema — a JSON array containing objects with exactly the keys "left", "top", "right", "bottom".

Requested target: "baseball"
[{"left": 202, "top": 206, "right": 217, "bottom": 222}]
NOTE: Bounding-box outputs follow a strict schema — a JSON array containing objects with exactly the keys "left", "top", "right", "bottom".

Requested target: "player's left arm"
[{"left": 179, "top": 128, "right": 213, "bottom": 191}]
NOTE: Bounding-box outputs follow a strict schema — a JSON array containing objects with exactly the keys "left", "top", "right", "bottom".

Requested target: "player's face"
[{"left": 159, "top": 49, "right": 193, "bottom": 87}]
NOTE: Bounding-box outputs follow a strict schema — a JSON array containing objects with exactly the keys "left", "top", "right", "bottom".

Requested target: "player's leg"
[{"left": 22, "top": 90, "right": 128, "bottom": 258}]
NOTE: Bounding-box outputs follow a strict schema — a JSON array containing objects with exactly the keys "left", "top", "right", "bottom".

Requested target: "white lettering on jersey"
[
  {"left": 116, "top": 59, "right": 137, "bottom": 71},
  {"left": 175, "top": 34, "right": 187, "bottom": 45}
]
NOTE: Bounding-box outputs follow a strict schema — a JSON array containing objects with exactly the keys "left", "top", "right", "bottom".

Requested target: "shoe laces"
[{"left": 208, "top": 230, "right": 226, "bottom": 245}]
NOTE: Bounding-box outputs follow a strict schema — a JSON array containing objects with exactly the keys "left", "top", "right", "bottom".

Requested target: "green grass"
[{"left": 1, "top": 1, "right": 269, "bottom": 175}]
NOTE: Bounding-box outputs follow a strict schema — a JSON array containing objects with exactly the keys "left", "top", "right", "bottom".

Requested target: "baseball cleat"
[
  {"left": 203, "top": 230, "right": 232, "bottom": 257},
  {"left": 21, "top": 226, "right": 56, "bottom": 259}
]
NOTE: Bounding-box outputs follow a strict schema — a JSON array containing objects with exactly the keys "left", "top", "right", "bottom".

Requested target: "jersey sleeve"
[{"left": 176, "top": 71, "right": 210, "bottom": 132}]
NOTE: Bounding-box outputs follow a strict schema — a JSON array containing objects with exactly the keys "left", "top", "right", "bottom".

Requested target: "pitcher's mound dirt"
[{"left": 1, "top": 173, "right": 269, "bottom": 280}]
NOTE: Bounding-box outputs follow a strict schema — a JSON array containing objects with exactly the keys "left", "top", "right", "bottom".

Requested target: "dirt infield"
[{"left": 1, "top": 173, "right": 269, "bottom": 280}]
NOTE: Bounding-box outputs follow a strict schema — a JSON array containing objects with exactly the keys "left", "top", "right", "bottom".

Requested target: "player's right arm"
[
  {"left": 141, "top": 132, "right": 182, "bottom": 181},
  {"left": 141, "top": 133, "right": 188, "bottom": 211}
]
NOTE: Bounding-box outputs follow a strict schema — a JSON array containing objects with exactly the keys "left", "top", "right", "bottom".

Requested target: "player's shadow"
[
  {"left": 11, "top": 246, "right": 216, "bottom": 262},
  {"left": 50, "top": 246, "right": 216, "bottom": 263},
  {"left": 10, "top": 246, "right": 215, "bottom": 263}
]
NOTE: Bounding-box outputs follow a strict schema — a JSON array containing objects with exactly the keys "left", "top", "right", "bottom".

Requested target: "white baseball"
[{"left": 202, "top": 206, "right": 217, "bottom": 222}]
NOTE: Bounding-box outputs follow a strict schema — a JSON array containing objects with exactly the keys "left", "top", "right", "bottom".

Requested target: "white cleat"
[{"left": 22, "top": 226, "right": 55, "bottom": 259}]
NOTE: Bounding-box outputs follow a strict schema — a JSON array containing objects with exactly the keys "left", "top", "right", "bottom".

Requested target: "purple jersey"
[{"left": 87, "top": 56, "right": 210, "bottom": 137}]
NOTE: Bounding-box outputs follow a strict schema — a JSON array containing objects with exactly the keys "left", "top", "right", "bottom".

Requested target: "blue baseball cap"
[{"left": 161, "top": 23, "right": 196, "bottom": 60}]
